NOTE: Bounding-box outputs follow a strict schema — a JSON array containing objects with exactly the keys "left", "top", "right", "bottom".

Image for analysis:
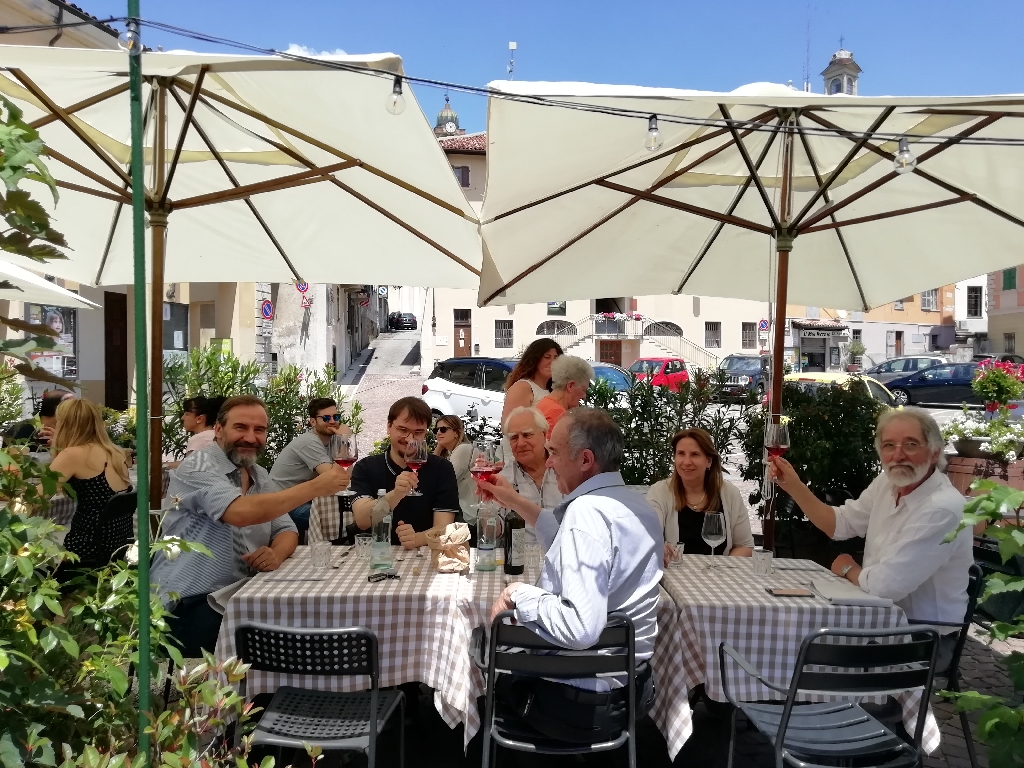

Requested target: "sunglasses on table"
[{"left": 319, "top": 414, "right": 342, "bottom": 423}]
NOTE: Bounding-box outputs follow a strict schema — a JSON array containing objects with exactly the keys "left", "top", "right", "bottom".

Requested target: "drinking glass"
[
  {"left": 334, "top": 434, "right": 358, "bottom": 497},
  {"left": 764, "top": 422, "right": 791, "bottom": 482},
  {"left": 525, "top": 543, "right": 542, "bottom": 572},
  {"left": 669, "top": 541, "right": 685, "bottom": 568},
  {"left": 404, "top": 438, "right": 428, "bottom": 496},
  {"left": 701, "top": 512, "right": 727, "bottom": 569},
  {"left": 311, "top": 540, "right": 333, "bottom": 570},
  {"left": 469, "top": 441, "right": 504, "bottom": 512},
  {"left": 752, "top": 546, "right": 773, "bottom": 576},
  {"left": 355, "top": 533, "right": 372, "bottom": 561}
]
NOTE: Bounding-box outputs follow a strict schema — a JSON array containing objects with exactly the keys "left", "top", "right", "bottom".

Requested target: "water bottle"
[{"left": 370, "top": 488, "right": 393, "bottom": 570}]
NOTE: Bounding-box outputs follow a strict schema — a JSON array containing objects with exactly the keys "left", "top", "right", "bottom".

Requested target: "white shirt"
[
  {"left": 832, "top": 469, "right": 972, "bottom": 627},
  {"left": 499, "top": 460, "right": 562, "bottom": 546},
  {"left": 512, "top": 472, "right": 663, "bottom": 688}
]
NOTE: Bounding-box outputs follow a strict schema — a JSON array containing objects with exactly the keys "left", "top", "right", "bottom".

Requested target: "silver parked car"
[{"left": 864, "top": 355, "right": 949, "bottom": 384}]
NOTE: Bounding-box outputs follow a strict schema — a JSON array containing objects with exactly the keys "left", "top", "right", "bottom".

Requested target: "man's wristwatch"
[{"left": 839, "top": 564, "right": 855, "bottom": 578}]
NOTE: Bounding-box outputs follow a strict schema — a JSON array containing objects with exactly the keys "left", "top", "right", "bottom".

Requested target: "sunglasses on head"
[{"left": 319, "top": 414, "right": 342, "bottom": 423}]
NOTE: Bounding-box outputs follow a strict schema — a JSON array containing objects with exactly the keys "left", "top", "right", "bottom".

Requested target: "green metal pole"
[{"left": 126, "top": 2, "right": 152, "bottom": 761}]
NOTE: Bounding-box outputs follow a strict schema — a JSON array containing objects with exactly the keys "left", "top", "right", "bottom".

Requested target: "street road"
[{"left": 345, "top": 330, "right": 423, "bottom": 445}]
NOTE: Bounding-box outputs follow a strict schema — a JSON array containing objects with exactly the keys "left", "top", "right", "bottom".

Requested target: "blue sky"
[{"left": 88, "top": 0, "right": 1024, "bottom": 134}]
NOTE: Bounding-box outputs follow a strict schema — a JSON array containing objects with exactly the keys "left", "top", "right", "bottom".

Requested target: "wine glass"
[
  {"left": 334, "top": 434, "right": 358, "bottom": 497},
  {"left": 765, "top": 422, "right": 791, "bottom": 483},
  {"left": 404, "top": 438, "right": 428, "bottom": 496},
  {"left": 469, "top": 441, "right": 504, "bottom": 513},
  {"left": 702, "top": 512, "right": 726, "bottom": 569}
]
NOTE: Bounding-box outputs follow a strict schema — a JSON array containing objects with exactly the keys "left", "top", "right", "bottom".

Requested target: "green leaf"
[
  {"left": 106, "top": 664, "right": 129, "bottom": 697},
  {"left": 0, "top": 648, "right": 8, "bottom": 670},
  {"left": 64, "top": 704, "right": 84, "bottom": 719},
  {"left": 39, "top": 628, "right": 57, "bottom": 654},
  {"left": 48, "top": 625, "right": 79, "bottom": 658}
]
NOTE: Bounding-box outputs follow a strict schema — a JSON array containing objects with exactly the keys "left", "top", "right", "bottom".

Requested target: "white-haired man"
[
  {"left": 536, "top": 355, "right": 594, "bottom": 437},
  {"left": 770, "top": 406, "right": 972, "bottom": 670},
  {"left": 500, "top": 406, "right": 563, "bottom": 546}
]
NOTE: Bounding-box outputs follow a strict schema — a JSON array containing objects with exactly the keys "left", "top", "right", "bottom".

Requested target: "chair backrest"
[
  {"left": 488, "top": 610, "right": 635, "bottom": 679},
  {"left": 94, "top": 490, "right": 137, "bottom": 565},
  {"left": 235, "top": 623, "right": 378, "bottom": 682},
  {"left": 944, "top": 562, "right": 985, "bottom": 678}
]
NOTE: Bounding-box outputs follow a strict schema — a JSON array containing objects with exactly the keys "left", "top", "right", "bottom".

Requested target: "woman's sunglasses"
[
  {"left": 434, "top": 425, "right": 452, "bottom": 434},
  {"left": 319, "top": 414, "right": 342, "bottom": 423}
]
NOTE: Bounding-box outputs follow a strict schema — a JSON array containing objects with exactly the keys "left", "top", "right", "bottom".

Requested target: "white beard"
[{"left": 883, "top": 460, "right": 931, "bottom": 488}]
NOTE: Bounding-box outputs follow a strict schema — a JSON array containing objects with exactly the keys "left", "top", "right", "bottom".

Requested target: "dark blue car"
[{"left": 886, "top": 362, "right": 979, "bottom": 406}]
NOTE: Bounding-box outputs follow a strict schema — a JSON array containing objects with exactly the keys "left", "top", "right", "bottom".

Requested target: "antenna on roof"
[
  {"left": 508, "top": 41, "right": 517, "bottom": 80},
  {"left": 802, "top": 7, "right": 812, "bottom": 92}
]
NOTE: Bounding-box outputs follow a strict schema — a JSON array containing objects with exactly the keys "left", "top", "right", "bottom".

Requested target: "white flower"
[
  {"left": 1007, "top": 451, "right": 1018, "bottom": 462},
  {"left": 163, "top": 540, "right": 181, "bottom": 561},
  {"left": 981, "top": 442, "right": 992, "bottom": 452}
]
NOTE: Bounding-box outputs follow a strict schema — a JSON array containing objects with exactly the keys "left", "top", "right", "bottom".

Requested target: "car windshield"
[
  {"left": 629, "top": 360, "right": 661, "bottom": 375},
  {"left": 594, "top": 367, "right": 630, "bottom": 391},
  {"left": 721, "top": 357, "right": 762, "bottom": 373}
]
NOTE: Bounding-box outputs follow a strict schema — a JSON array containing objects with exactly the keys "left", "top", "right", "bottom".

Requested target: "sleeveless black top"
[
  {"left": 676, "top": 506, "right": 727, "bottom": 556},
  {"left": 64, "top": 464, "right": 133, "bottom": 568}
]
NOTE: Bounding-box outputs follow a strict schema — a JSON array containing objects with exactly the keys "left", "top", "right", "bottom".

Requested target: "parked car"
[
  {"left": 886, "top": 362, "right": 980, "bottom": 406},
  {"left": 718, "top": 354, "right": 769, "bottom": 399},
  {"left": 783, "top": 372, "right": 896, "bottom": 407},
  {"left": 973, "top": 353, "right": 1024, "bottom": 364},
  {"left": 627, "top": 357, "right": 689, "bottom": 391},
  {"left": 387, "top": 311, "right": 402, "bottom": 330},
  {"left": 392, "top": 312, "right": 417, "bottom": 331},
  {"left": 863, "top": 355, "right": 948, "bottom": 384}
]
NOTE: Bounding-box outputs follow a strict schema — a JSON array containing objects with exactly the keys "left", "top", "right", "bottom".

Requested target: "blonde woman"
[
  {"left": 50, "top": 398, "right": 133, "bottom": 569},
  {"left": 433, "top": 414, "right": 476, "bottom": 524}
]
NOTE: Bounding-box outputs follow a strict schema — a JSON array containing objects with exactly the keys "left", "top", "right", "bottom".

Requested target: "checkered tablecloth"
[
  {"left": 307, "top": 495, "right": 356, "bottom": 543},
  {"left": 661, "top": 555, "right": 940, "bottom": 754}
]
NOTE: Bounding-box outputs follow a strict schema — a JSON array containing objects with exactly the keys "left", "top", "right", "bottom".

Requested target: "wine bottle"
[{"left": 504, "top": 508, "right": 525, "bottom": 576}]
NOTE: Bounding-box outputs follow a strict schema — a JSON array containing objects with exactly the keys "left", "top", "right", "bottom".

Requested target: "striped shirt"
[{"left": 151, "top": 443, "right": 297, "bottom": 602}]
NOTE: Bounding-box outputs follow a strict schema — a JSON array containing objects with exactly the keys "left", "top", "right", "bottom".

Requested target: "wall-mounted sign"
[
  {"left": 758, "top": 318, "right": 770, "bottom": 332},
  {"left": 296, "top": 281, "right": 309, "bottom": 293},
  {"left": 300, "top": 295, "right": 312, "bottom": 309},
  {"left": 260, "top": 300, "right": 274, "bottom": 320},
  {"left": 378, "top": 286, "right": 388, "bottom": 297},
  {"left": 800, "top": 329, "right": 848, "bottom": 338}
]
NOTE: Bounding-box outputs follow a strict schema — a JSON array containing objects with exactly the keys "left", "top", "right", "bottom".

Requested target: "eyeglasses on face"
[
  {"left": 318, "top": 414, "right": 342, "bottom": 423},
  {"left": 879, "top": 440, "right": 926, "bottom": 456}
]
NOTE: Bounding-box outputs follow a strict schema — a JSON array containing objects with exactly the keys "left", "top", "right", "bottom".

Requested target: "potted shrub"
[
  {"left": 846, "top": 339, "right": 867, "bottom": 372},
  {"left": 943, "top": 361, "right": 1024, "bottom": 461}
]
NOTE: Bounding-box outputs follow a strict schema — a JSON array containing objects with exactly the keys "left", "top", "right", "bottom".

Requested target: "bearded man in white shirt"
[{"left": 770, "top": 406, "right": 972, "bottom": 671}]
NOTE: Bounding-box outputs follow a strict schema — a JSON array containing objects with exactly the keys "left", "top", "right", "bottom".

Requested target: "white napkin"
[
  {"left": 207, "top": 577, "right": 252, "bottom": 616},
  {"left": 811, "top": 577, "right": 893, "bottom": 607}
]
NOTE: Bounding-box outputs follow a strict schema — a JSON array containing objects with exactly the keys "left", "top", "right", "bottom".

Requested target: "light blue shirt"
[
  {"left": 512, "top": 471, "right": 663, "bottom": 687},
  {"left": 151, "top": 443, "right": 297, "bottom": 602}
]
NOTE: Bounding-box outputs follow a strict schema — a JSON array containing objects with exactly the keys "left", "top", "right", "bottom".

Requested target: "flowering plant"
[
  {"left": 598, "top": 312, "right": 643, "bottom": 321},
  {"left": 973, "top": 360, "right": 1024, "bottom": 411},
  {"left": 942, "top": 405, "right": 1024, "bottom": 462}
]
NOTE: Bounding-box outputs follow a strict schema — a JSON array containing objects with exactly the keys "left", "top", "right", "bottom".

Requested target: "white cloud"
[{"left": 283, "top": 43, "right": 348, "bottom": 59}]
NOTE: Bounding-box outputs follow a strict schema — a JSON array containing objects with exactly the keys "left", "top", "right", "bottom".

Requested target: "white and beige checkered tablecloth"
[
  {"left": 307, "top": 495, "right": 356, "bottom": 543},
  {"left": 659, "top": 555, "right": 940, "bottom": 754}
]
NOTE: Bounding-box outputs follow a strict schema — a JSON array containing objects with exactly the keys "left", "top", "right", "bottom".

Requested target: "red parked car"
[{"left": 628, "top": 357, "right": 689, "bottom": 391}]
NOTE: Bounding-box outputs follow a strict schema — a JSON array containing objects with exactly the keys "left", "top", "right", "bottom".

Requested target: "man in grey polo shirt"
[
  {"left": 269, "top": 397, "right": 352, "bottom": 540},
  {"left": 152, "top": 395, "right": 348, "bottom": 657}
]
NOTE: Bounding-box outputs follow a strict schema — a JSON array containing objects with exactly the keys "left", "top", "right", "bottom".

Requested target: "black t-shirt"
[
  {"left": 676, "top": 506, "right": 727, "bottom": 556},
  {"left": 350, "top": 451, "right": 460, "bottom": 544}
]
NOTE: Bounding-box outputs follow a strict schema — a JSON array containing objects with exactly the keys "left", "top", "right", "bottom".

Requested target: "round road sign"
[
  {"left": 261, "top": 300, "right": 274, "bottom": 320},
  {"left": 758, "top": 318, "right": 770, "bottom": 332},
  {"left": 296, "top": 281, "right": 309, "bottom": 293}
]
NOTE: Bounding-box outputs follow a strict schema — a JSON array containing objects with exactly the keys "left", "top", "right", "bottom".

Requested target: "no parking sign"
[
  {"left": 295, "top": 281, "right": 309, "bottom": 293},
  {"left": 758, "top": 318, "right": 770, "bottom": 332},
  {"left": 260, "top": 300, "right": 274, "bottom": 320}
]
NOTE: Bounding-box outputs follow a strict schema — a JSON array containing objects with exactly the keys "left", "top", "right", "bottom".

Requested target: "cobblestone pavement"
[{"left": 341, "top": 331, "right": 424, "bottom": 446}]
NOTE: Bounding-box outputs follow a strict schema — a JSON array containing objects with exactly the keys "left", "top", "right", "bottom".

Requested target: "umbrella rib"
[
  {"left": 485, "top": 109, "right": 778, "bottom": 225},
  {"left": 166, "top": 86, "right": 303, "bottom": 282},
  {"left": 802, "top": 111, "right": 1024, "bottom": 232},
  {"left": 28, "top": 82, "right": 130, "bottom": 129},
  {"left": 797, "top": 113, "right": 1004, "bottom": 231},
  {"left": 171, "top": 77, "right": 473, "bottom": 222},
  {"left": 171, "top": 159, "right": 361, "bottom": 210},
  {"left": 794, "top": 119, "right": 868, "bottom": 311},
  {"left": 9, "top": 69, "right": 134, "bottom": 190},
  {"left": 54, "top": 179, "right": 129, "bottom": 203},
  {"left": 673, "top": 121, "right": 784, "bottom": 295},
  {"left": 800, "top": 196, "right": 975, "bottom": 233},
  {"left": 46, "top": 148, "right": 132, "bottom": 199},
  {"left": 595, "top": 180, "right": 773, "bottom": 234},
  {"left": 789, "top": 106, "right": 896, "bottom": 230},
  {"left": 159, "top": 66, "right": 208, "bottom": 208},
  {"left": 719, "top": 104, "right": 781, "bottom": 231}
]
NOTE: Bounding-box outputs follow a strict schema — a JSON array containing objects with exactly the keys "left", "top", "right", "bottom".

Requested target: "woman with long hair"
[
  {"left": 646, "top": 428, "right": 754, "bottom": 566},
  {"left": 500, "top": 338, "right": 563, "bottom": 425},
  {"left": 432, "top": 414, "right": 477, "bottom": 529},
  {"left": 49, "top": 398, "right": 133, "bottom": 569}
]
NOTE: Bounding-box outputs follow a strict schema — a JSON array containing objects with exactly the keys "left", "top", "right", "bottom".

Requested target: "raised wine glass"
[
  {"left": 333, "top": 434, "right": 358, "bottom": 497},
  {"left": 701, "top": 511, "right": 726, "bottom": 569},
  {"left": 404, "top": 438, "right": 428, "bottom": 497},
  {"left": 469, "top": 441, "right": 503, "bottom": 513},
  {"left": 765, "top": 422, "right": 791, "bottom": 483}
]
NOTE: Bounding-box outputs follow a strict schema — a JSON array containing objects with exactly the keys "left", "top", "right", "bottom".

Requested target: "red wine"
[
  {"left": 766, "top": 445, "right": 789, "bottom": 458},
  {"left": 470, "top": 466, "right": 497, "bottom": 482},
  {"left": 407, "top": 460, "right": 426, "bottom": 471},
  {"left": 504, "top": 509, "right": 525, "bottom": 575},
  {"left": 335, "top": 458, "right": 356, "bottom": 469}
]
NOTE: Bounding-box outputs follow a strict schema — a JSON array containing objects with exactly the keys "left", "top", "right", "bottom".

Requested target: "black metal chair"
[
  {"left": 235, "top": 623, "right": 404, "bottom": 768},
  {"left": 472, "top": 610, "right": 638, "bottom": 768},
  {"left": 719, "top": 625, "right": 941, "bottom": 768},
  {"left": 78, "top": 489, "right": 137, "bottom": 569},
  {"left": 905, "top": 562, "right": 986, "bottom": 768}
]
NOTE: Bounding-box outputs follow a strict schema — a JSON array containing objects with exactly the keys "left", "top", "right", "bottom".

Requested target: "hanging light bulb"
[
  {"left": 893, "top": 137, "right": 917, "bottom": 174},
  {"left": 117, "top": 20, "right": 141, "bottom": 56},
  {"left": 644, "top": 115, "right": 663, "bottom": 152},
  {"left": 385, "top": 76, "right": 406, "bottom": 116}
]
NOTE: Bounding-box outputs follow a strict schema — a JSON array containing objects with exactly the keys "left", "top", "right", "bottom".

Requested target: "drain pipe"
[{"left": 48, "top": 3, "right": 64, "bottom": 46}]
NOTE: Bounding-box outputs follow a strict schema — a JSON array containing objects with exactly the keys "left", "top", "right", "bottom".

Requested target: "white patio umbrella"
[
  {"left": 477, "top": 79, "right": 1024, "bottom": 548},
  {"left": 0, "top": 258, "right": 98, "bottom": 308}
]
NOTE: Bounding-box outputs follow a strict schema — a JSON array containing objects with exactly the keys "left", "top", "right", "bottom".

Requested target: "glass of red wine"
[
  {"left": 334, "top": 434, "right": 358, "bottom": 496},
  {"left": 469, "top": 441, "right": 504, "bottom": 511},
  {"left": 405, "top": 438, "right": 428, "bottom": 496},
  {"left": 765, "top": 422, "right": 790, "bottom": 482}
]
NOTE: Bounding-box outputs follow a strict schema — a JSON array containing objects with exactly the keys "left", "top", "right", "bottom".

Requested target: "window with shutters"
[
  {"left": 704, "top": 322, "right": 722, "bottom": 349},
  {"left": 920, "top": 289, "right": 937, "bottom": 311},
  {"left": 1004, "top": 269, "right": 1018, "bottom": 291},
  {"left": 967, "top": 286, "right": 983, "bottom": 318},
  {"left": 1006, "top": 333, "right": 1017, "bottom": 355},
  {"left": 893, "top": 299, "right": 904, "bottom": 311},
  {"left": 495, "top": 320, "right": 514, "bottom": 349},
  {"left": 741, "top": 322, "right": 757, "bottom": 349},
  {"left": 451, "top": 165, "right": 470, "bottom": 187}
]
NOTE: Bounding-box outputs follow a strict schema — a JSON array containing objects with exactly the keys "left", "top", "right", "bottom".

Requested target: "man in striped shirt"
[{"left": 152, "top": 395, "right": 349, "bottom": 657}]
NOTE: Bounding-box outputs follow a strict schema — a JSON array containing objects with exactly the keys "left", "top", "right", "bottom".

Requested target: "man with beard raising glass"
[
  {"left": 152, "top": 395, "right": 349, "bottom": 657},
  {"left": 769, "top": 406, "right": 972, "bottom": 671}
]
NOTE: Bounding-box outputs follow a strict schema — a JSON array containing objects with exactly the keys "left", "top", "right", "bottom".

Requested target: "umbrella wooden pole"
[{"left": 149, "top": 81, "right": 167, "bottom": 511}]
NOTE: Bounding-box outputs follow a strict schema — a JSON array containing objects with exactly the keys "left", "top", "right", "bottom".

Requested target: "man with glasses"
[
  {"left": 770, "top": 406, "right": 973, "bottom": 670},
  {"left": 269, "top": 397, "right": 352, "bottom": 539},
  {"left": 351, "top": 396, "right": 459, "bottom": 549}
]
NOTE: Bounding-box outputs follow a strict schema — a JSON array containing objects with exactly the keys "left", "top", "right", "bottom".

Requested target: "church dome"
[
  {"left": 831, "top": 48, "right": 854, "bottom": 61},
  {"left": 436, "top": 96, "right": 459, "bottom": 130}
]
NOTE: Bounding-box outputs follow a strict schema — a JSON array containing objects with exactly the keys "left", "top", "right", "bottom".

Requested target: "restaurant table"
[
  {"left": 658, "top": 555, "right": 940, "bottom": 754},
  {"left": 307, "top": 494, "right": 356, "bottom": 543}
]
